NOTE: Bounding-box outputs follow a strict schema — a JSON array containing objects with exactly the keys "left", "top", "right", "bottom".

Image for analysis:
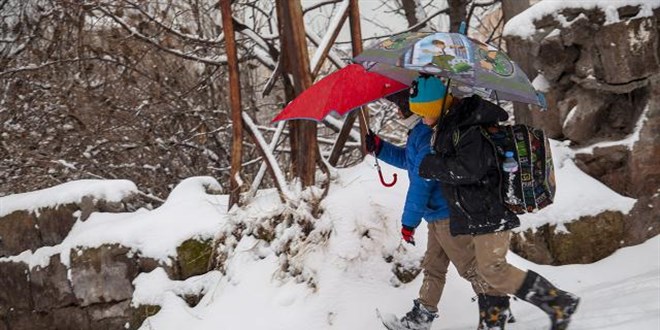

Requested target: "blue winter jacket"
[{"left": 377, "top": 121, "right": 450, "bottom": 229}]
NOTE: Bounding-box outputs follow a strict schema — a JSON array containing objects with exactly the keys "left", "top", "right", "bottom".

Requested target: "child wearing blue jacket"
[{"left": 366, "top": 76, "right": 511, "bottom": 330}]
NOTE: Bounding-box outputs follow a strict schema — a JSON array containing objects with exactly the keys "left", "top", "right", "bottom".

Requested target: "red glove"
[{"left": 401, "top": 225, "right": 415, "bottom": 245}]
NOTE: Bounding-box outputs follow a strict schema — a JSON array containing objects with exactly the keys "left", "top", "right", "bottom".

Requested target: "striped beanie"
[{"left": 409, "top": 75, "right": 449, "bottom": 118}]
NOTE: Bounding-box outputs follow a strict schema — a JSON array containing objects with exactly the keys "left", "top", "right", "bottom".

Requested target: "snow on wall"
[
  {"left": 0, "top": 177, "right": 227, "bottom": 269},
  {"left": 0, "top": 179, "right": 138, "bottom": 218},
  {"left": 503, "top": 0, "right": 660, "bottom": 39}
]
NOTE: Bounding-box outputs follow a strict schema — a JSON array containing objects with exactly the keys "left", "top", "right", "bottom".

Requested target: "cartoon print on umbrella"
[{"left": 355, "top": 32, "right": 545, "bottom": 107}]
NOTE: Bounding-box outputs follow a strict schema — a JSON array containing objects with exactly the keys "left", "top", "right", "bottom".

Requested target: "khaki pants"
[
  {"left": 418, "top": 220, "right": 504, "bottom": 312},
  {"left": 473, "top": 230, "right": 527, "bottom": 295}
]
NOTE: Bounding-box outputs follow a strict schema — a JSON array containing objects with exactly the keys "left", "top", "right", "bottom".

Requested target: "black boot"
[
  {"left": 382, "top": 299, "right": 438, "bottom": 330},
  {"left": 477, "top": 294, "right": 512, "bottom": 330},
  {"left": 515, "top": 271, "right": 580, "bottom": 330}
]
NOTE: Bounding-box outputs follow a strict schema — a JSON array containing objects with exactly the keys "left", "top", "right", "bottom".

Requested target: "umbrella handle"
[{"left": 376, "top": 164, "right": 397, "bottom": 187}]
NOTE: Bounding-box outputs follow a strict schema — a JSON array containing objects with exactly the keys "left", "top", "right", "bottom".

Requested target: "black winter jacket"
[{"left": 419, "top": 95, "right": 520, "bottom": 236}]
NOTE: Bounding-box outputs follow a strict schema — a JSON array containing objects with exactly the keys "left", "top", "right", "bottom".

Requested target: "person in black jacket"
[{"left": 419, "top": 92, "right": 580, "bottom": 330}]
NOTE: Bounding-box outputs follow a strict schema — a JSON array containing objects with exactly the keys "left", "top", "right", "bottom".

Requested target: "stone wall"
[
  {"left": 0, "top": 198, "right": 213, "bottom": 330},
  {"left": 507, "top": 5, "right": 660, "bottom": 264}
]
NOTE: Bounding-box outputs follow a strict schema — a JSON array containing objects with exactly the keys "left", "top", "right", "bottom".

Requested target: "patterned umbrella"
[{"left": 354, "top": 32, "right": 545, "bottom": 107}]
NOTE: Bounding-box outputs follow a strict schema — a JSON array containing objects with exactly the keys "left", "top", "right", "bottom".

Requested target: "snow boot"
[
  {"left": 476, "top": 294, "right": 513, "bottom": 330},
  {"left": 515, "top": 271, "right": 580, "bottom": 330},
  {"left": 381, "top": 299, "right": 438, "bottom": 330}
]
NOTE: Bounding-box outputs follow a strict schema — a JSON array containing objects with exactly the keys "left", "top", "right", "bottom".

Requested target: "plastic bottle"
[{"left": 502, "top": 151, "right": 518, "bottom": 173}]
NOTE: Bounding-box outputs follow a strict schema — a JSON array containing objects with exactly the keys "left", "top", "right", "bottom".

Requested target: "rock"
[
  {"left": 4, "top": 310, "right": 52, "bottom": 330},
  {"left": 560, "top": 87, "right": 613, "bottom": 144},
  {"left": 86, "top": 301, "right": 131, "bottom": 330},
  {"left": 79, "top": 196, "right": 96, "bottom": 221},
  {"left": 593, "top": 17, "right": 659, "bottom": 84},
  {"left": 549, "top": 211, "right": 627, "bottom": 264},
  {"left": 575, "top": 145, "right": 630, "bottom": 196},
  {"left": 69, "top": 244, "right": 138, "bottom": 306},
  {"left": 512, "top": 211, "right": 627, "bottom": 265},
  {"left": 51, "top": 307, "right": 91, "bottom": 330},
  {"left": 176, "top": 238, "right": 213, "bottom": 279},
  {"left": 35, "top": 204, "right": 78, "bottom": 246},
  {"left": 30, "top": 254, "right": 77, "bottom": 311},
  {"left": 535, "top": 34, "right": 579, "bottom": 82},
  {"left": 130, "top": 305, "right": 161, "bottom": 330},
  {"left": 511, "top": 228, "right": 554, "bottom": 265},
  {"left": 0, "top": 211, "right": 42, "bottom": 257},
  {"left": 0, "top": 261, "right": 32, "bottom": 312},
  {"left": 392, "top": 262, "right": 421, "bottom": 285},
  {"left": 530, "top": 86, "right": 565, "bottom": 138},
  {"left": 630, "top": 77, "right": 660, "bottom": 197},
  {"left": 623, "top": 195, "right": 660, "bottom": 246}
]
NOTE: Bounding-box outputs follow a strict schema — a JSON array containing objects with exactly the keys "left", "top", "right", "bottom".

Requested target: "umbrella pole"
[{"left": 360, "top": 108, "right": 397, "bottom": 187}]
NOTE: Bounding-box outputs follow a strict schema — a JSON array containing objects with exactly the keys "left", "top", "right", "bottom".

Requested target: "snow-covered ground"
[{"left": 1, "top": 139, "right": 657, "bottom": 330}]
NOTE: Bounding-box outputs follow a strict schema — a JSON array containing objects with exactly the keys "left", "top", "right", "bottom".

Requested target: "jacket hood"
[{"left": 448, "top": 95, "right": 508, "bottom": 127}]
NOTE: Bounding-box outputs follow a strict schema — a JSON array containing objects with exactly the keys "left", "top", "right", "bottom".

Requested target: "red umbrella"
[
  {"left": 271, "top": 64, "right": 408, "bottom": 123},
  {"left": 272, "top": 64, "right": 406, "bottom": 187}
]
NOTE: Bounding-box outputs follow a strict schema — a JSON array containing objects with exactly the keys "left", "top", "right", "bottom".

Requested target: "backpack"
[{"left": 481, "top": 124, "right": 556, "bottom": 214}]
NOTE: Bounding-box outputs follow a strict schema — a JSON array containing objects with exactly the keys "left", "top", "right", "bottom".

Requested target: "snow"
[
  {"left": 0, "top": 142, "right": 657, "bottom": 329},
  {"left": 0, "top": 179, "right": 137, "bottom": 218},
  {"left": 503, "top": 0, "right": 660, "bottom": 39},
  {"left": 0, "top": 177, "right": 227, "bottom": 268},
  {"left": 532, "top": 74, "right": 551, "bottom": 92}
]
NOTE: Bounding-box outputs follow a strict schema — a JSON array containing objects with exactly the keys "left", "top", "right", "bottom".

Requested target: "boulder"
[
  {"left": 30, "top": 254, "right": 77, "bottom": 311},
  {"left": 51, "top": 307, "right": 91, "bottom": 330},
  {"left": 176, "top": 238, "right": 213, "bottom": 279},
  {"left": 560, "top": 87, "right": 613, "bottom": 144},
  {"left": 0, "top": 261, "right": 32, "bottom": 312},
  {"left": 130, "top": 305, "right": 161, "bottom": 330},
  {"left": 549, "top": 211, "right": 627, "bottom": 264},
  {"left": 623, "top": 195, "right": 660, "bottom": 246},
  {"left": 86, "top": 301, "right": 131, "bottom": 330},
  {"left": 629, "top": 77, "right": 660, "bottom": 197},
  {"left": 575, "top": 145, "right": 630, "bottom": 196},
  {"left": 511, "top": 211, "right": 627, "bottom": 265},
  {"left": 535, "top": 33, "right": 579, "bottom": 82},
  {"left": 511, "top": 227, "right": 555, "bottom": 265},
  {"left": 593, "top": 17, "right": 659, "bottom": 84},
  {"left": 4, "top": 310, "right": 52, "bottom": 330},
  {"left": 69, "top": 244, "right": 138, "bottom": 306},
  {"left": 34, "top": 204, "right": 78, "bottom": 246},
  {"left": 0, "top": 211, "right": 42, "bottom": 257}
]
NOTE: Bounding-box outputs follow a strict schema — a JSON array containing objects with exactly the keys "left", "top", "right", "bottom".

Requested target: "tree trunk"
[
  {"left": 276, "top": 0, "right": 317, "bottom": 187},
  {"left": 447, "top": 0, "right": 469, "bottom": 33},
  {"left": 502, "top": 0, "right": 534, "bottom": 125},
  {"left": 220, "top": 1, "right": 244, "bottom": 210}
]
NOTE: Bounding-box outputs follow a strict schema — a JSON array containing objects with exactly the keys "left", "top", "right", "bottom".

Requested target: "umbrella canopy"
[
  {"left": 272, "top": 64, "right": 408, "bottom": 123},
  {"left": 354, "top": 32, "right": 545, "bottom": 107}
]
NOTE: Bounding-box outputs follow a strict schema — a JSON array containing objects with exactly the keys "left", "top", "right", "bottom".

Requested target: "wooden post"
[
  {"left": 277, "top": 0, "right": 317, "bottom": 187},
  {"left": 220, "top": 0, "right": 243, "bottom": 210}
]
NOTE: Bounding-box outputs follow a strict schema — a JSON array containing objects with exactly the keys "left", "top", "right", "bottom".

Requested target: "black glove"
[{"left": 365, "top": 129, "right": 382, "bottom": 155}]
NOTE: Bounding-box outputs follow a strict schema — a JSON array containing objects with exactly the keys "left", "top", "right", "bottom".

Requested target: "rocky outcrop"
[
  {"left": 512, "top": 211, "right": 627, "bottom": 265},
  {"left": 0, "top": 196, "right": 213, "bottom": 330},
  {"left": 0, "top": 196, "right": 134, "bottom": 258},
  {"left": 505, "top": 4, "right": 660, "bottom": 264}
]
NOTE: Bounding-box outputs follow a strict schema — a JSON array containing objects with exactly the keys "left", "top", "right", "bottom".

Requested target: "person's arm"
[
  {"left": 419, "top": 127, "right": 491, "bottom": 184},
  {"left": 377, "top": 140, "right": 407, "bottom": 170},
  {"left": 400, "top": 132, "right": 435, "bottom": 230}
]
